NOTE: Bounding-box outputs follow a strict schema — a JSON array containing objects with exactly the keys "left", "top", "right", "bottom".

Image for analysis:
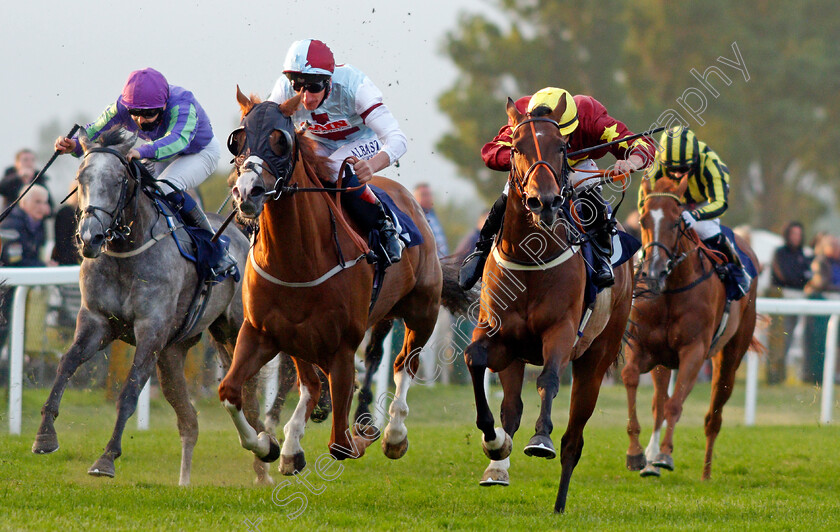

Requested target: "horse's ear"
[
  {"left": 77, "top": 128, "right": 91, "bottom": 153},
  {"left": 236, "top": 85, "right": 253, "bottom": 117},
  {"left": 279, "top": 93, "right": 302, "bottom": 117},
  {"left": 551, "top": 92, "right": 568, "bottom": 123},
  {"left": 506, "top": 97, "right": 523, "bottom": 127},
  {"left": 116, "top": 128, "right": 138, "bottom": 155},
  {"left": 640, "top": 175, "right": 652, "bottom": 196},
  {"left": 676, "top": 174, "right": 690, "bottom": 197}
]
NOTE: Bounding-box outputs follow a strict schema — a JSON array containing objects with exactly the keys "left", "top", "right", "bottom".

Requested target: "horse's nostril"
[
  {"left": 231, "top": 187, "right": 241, "bottom": 200},
  {"left": 251, "top": 185, "right": 266, "bottom": 198},
  {"left": 551, "top": 196, "right": 564, "bottom": 210},
  {"left": 526, "top": 197, "right": 542, "bottom": 212},
  {"left": 89, "top": 233, "right": 105, "bottom": 248}
]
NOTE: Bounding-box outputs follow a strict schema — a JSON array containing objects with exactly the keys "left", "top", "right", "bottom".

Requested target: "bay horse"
[
  {"left": 218, "top": 91, "right": 469, "bottom": 472},
  {"left": 465, "top": 97, "right": 634, "bottom": 513},
  {"left": 622, "top": 174, "right": 759, "bottom": 479},
  {"left": 31, "top": 128, "right": 271, "bottom": 485}
]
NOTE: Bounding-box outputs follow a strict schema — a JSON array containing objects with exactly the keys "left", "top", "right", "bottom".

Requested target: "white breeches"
[{"left": 153, "top": 137, "right": 221, "bottom": 194}]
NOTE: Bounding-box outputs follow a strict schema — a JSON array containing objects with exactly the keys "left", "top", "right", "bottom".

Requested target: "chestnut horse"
[
  {"left": 465, "top": 97, "right": 634, "bottom": 513},
  {"left": 218, "top": 91, "right": 466, "bottom": 472},
  {"left": 622, "top": 174, "right": 759, "bottom": 479}
]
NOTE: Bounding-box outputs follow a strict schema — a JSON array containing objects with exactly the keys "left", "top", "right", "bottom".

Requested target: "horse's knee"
[
  {"left": 664, "top": 400, "right": 682, "bottom": 421},
  {"left": 621, "top": 365, "right": 640, "bottom": 388},
  {"left": 465, "top": 341, "right": 488, "bottom": 368},
  {"left": 704, "top": 413, "right": 722, "bottom": 436}
]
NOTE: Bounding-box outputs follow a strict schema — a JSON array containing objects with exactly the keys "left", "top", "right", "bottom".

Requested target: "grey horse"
[{"left": 31, "top": 128, "right": 270, "bottom": 485}]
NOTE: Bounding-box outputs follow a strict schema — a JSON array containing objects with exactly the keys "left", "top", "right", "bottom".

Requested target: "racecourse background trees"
[{"left": 437, "top": 0, "right": 840, "bottom": 231}]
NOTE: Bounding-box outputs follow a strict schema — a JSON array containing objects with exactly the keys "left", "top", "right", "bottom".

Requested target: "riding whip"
[
  {"left": 566, "top": 126, "right": 665, "bottom": 159},
  {"left": 0, "top": 123, "right": 81, "bottom": 223}
]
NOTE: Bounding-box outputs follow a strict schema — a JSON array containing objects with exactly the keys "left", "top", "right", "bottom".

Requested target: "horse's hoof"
[
  {"left": 479, "top": 468, "right": 510, "bottom": 486},
  {"left": 652, "top": 453, "right": 674, "bottom": 471},
  {"left": 353, "top": 423, "right": 381, "bottom": 443},
  {"left": 258, "top": 432, "right": 281, "bottom": 463},
  {"left": 482, "top": 431, "right": 512, "bottom": 461},
  {"left": 640, "top": 463, "right": 661, "bottom": 477},
  {"left": 626, "top": 453, "right": 647, "bottom": 471},
  {"left": 382, "top": 437, "right": 409, "bottom": 460},
  {"left": 280, "top": 451, "right": 306, "bottom": 475},
  {"left": 310, "top": 405, "right": 331, "bottom": 424},
  {"left": 32, "top": 433, "right": 59, "bottom": 454},
  {"left": 523, "top": 434, "right": 556, "bottom": 459},
  {"left": 88, "top": 457, "right": 116, "bottom": 478}
]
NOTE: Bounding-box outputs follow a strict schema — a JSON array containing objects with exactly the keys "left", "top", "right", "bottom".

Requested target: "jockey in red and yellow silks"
[{"left": 459, "top": 88, "right": 655, "bottom": 290}]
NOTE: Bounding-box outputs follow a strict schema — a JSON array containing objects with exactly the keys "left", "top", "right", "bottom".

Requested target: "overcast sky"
[{"left": 0, "top": 0, "right": 499, "bottom": 204}]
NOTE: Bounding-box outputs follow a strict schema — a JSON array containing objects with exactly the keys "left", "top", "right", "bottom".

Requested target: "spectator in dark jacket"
[
  {"left": 0, "top": 184, "right": 50, "bottom": 267},
  {"left": 766, "top": 221, "right": 813, "bottom": 384},
  {"left": 0, "top": 149, "right": 54, "bottom": 214},
  {"left": 0, "top": 184, "right": 51, "bottom": 349},
  {"left": 51, "top": 184, "right": 82, "bottom": 266},
  {"left": 772, "top": 221, "right": 812, "bottom": 290}
]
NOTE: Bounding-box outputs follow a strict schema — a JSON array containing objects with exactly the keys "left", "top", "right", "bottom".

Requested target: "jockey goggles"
[
  {"left": 128, "top": 107, "right": 163, "bottom": 118},
  {"left": 287, "top": 74, "right": 330, "bottom": 93}
]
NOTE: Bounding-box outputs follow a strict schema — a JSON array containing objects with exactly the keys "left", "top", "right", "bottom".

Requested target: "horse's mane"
[
  {"left": 85, "top": 127, "right": 135, "bottom": 151},
  {"left": 295, "top": 133, "right": 333, "bottom": 184}
]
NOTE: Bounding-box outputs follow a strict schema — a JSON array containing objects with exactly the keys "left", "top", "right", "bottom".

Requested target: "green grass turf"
[{"left": 1, "top": 381, "right": 839, "bottom": 531}]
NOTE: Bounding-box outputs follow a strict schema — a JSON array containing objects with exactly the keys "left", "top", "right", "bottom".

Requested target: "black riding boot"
[
  {"left": 171, "top": 191, "right": 238, "bottom": 278},
  {"left": 704, "top": 233, "right": 752, "bottom": 297},
  {"left": 579, "top": 187, "right": 615, "bottom": 289},
  {"left": 459, "top": 193, "right": 507, "bottom": 290},
  {"left": 343, "top": 195, "right": 404, "bottom": 266}
]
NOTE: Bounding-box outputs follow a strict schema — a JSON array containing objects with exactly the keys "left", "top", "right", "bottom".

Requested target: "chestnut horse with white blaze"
[
  {"left": 622, "top": 174, "right": 760, "bottom": 479},
  {"left": 465, "top": 97, "right": 634, "bottom": 513},
  {"left": 218, "top": 90, "right": 467, "bottom": 473}
]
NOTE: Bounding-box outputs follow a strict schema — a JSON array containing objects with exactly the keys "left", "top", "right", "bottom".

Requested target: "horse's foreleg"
[
  {"left": 278, "top": 358, "right": 320, "bottom": 475},
  {"left": 265, "top": 352, "right": 297, "bottom": 433},
  {"left": 355, "top": 319, "right": 393, "bottom": 426},
  {"left": 656, "top": 345, "right": 706, "bottom": 472},
  {"left": 155, "top": 342, "right": 198, "bottom": 486},
  {"left": 382, "top": 318, "right": 434, "bottom": 460},
  {"left": 555, "top": 344, "right": 615, "bottom": 513},
  {"left": 89, "top": 322, "right": 167, "bottom": 479},
  {"left": 703, "top": 344, "right": 742, "bottom": 480},
  {"left": 219, "top": 322, "right": 281, "bottom": 463},
  {"left": 479, "top": 360, "right": 524, "bottom": 487},
  {"left": 526, "top": 327, "right": 575, "bottom": 460},
  {"left": 621, "top": 347, "right": 646, "bottom": 471},
  {"left": 33, "top": 312, "right": 112, "bottom": 454},
  {"left": 645, "top": 365, "right": 670, "bottom": 462},
  {"left": 328, "top": 352, "right": 372, "bottom": 461}
]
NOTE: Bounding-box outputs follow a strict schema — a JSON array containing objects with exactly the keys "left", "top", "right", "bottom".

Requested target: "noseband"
[
  {"left": 80, "top": 147, "right": 139, "bottom": 242},
  {"left": 509, "top": 117, "right": 573, "bottom": 207}
]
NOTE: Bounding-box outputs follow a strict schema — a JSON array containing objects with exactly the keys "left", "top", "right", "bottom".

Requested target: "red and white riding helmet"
[{"left": 282, "top": 39, "right": 335, "bottom": 77}]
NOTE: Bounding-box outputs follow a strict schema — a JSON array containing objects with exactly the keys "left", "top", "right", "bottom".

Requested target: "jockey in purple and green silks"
[{"left": 55, "top": 68, "right": 236, "bottom": 277}]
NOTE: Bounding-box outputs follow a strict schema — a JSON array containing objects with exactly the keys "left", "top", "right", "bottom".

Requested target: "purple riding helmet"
[{"left": 120, "top": 68, "right": 170, "bottom": 109}]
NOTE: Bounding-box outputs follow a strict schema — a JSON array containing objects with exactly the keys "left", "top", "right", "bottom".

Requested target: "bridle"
[
  {"left": 640, "top": 192, "right": 694, "bottom": 280},
  {"left": 79, "top": 147, "right": 140, "bottom": 243},
  {"left": 508, "top": 117, "right": 573, "bottom": 208}
]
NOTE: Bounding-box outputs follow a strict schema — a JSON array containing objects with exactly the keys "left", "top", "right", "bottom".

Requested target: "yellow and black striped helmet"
[{"left": 658, "top": 127, "right": 699, "bottom": 170}]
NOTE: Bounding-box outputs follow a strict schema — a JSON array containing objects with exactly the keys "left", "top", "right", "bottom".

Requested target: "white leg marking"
[
  {"left": 645, "top": 424, "right": 666, "bottom": 462},
  {"left": 384, "top": 369, "right": 411, "bottom": 444},
  {"left": 281, "top": 385, "right": 311, "bottom": 457},
  {"left": 223, "top": 399, "right": 270, "bottom": 458},
  {"left": 484, "top": 427, "right": 507, "bottom": 450}
]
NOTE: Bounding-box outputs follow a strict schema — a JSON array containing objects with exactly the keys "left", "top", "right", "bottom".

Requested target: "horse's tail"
[
  {"left": 439, "top": 257, "right": 479, "bottom": 316},
  {"left": 749, "top": 313, "right": 771, "bottom": 356}
]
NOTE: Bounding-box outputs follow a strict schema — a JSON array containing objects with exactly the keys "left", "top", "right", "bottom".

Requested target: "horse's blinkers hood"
[{"left": 229, "top": 102, "right": 296, "bottom": 181}]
